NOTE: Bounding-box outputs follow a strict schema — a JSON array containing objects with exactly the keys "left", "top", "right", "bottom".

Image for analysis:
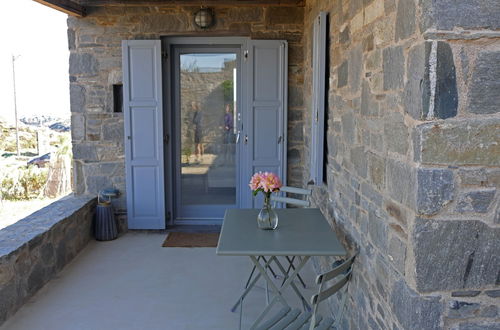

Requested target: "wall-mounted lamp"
[{"left": 194, "top": 7, "right": 214, "bottom": 29}]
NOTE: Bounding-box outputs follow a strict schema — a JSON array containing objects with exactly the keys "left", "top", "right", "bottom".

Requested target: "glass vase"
[{"left": 257, "top": 194, "right": 278, "bottom": 230}]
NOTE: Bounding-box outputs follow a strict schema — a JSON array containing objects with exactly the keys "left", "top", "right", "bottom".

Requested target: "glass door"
[{"left": 172, "top": 46, "right": 240, "bottom": 224}]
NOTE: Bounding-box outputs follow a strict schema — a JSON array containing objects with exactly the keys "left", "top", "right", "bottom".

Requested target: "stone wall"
[
  {"left": 303, "top": 0, "right": 499, "bottom": 329},
  {"left": 67, "top": 4, "right": 305, "bottom": 212},
  {"left": 0, "top": 196, "right": 96, "bottom": 325}
]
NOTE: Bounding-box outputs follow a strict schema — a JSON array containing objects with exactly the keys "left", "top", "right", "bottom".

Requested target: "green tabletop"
[{"left": 216, "top": 208, "right": 346, "bottom": 257}]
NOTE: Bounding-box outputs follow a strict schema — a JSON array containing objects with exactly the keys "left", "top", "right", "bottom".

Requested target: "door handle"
[
  {"left": 278, "top": 136, "right": 282, "bottom": 144},
  {"left": 236, "top": 131, "right": 240, "bottom": 144}
]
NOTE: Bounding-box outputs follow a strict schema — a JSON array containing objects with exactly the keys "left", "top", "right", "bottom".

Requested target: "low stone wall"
[{"left": 0, "top": 195, "right": 96, "bottom": 325}]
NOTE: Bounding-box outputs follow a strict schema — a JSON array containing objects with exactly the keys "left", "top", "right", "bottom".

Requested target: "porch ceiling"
[{"left": 33, "top": 0, "right": 305, "bottom": 18}]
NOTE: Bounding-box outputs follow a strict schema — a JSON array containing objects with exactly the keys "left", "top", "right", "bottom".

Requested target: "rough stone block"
[
  {"left": 85, "top": 175, "right": 113, "bottom": 194},
  {"left": 395, "top": 0, "right": 416, "bottom": 41},
  {"left": 70, "top": 84, "right": 86, "bottom": 113},
  {"left": 414, "top": 218, "right": 500, "bottom": 292},
  {"left": 414, "top": 119, "right": 500, "bottom": 166},
  {"left": 67, "top": 29, "right": 75, "bottom": 50},
  {"left": 364, "top": 0, "right": 384, "bottom": 25},
  {"left": 416, "top": 168, "right": 454, "bottom": 215},
  {"left": 339, "top": 26, "right": 350, "bottom": 44},
  {"left": 341, "top": 112, "right": 355, "bottom": 144},
  {"left": 458, "top": 168, "right": 487, "bottom": 186},
  {"left": 457, "top": 322, "right": 500, "bottom": 330},
  {"left": 480, "top": 305, "right": 498, "bottom": 318},
  {"left": 425, "top": 42, "right": 458, "bottom": 119},
  {"left": 456, "top": 189, "right": 496, "bottom": 213},
  {"left": 71, "top": 115, "right": 85, "bottom": 141},
  {"left": 387, "top": 159, "right": 416, "bottom": 209},
  {"left": 369, "top": 210, "right": 388, "bottom": 252},
  {"left": 349, "top": 0, "right": 363, "bottom": 18},
  {"left": 349, "top": 46, "right": 362, "bottom": 92},
  {"left": 485, "top": 290, "right": 500, "bottom": 298},
  {"left": 141, "top": 14, "right": 186, "bottom": 32},
  {"left": 403, "top": 42, "right": 425, "bottom": 119},
  {"left": 486, "top": 169, "right": 500, "bottom": 187},
  {"left": 468, "top": 51, "right": 500, "bottom": 114},
  {"left": 448, "top": 301, "right": 480, "bottom": 319},
  {"left": 387, "top": 235, "right": 406, "bottom": 275},
  {"left": 386, "top": 202, "right": 407, "bottom": 226},
  {"left": 366, "top": 49, "right": 382, "bottom": 71},
  {"left": 384, "top": 0, "right": 396, "bottom": 14},
  {"left": 69, "top": 53, "right": 98, "bottom": 75},
  {"left": 361, "top": 183, "right": 383, "bottom": 206},
  {"left": 451, "top": 291, "right": 481, "bottom": 298},
  {"left": 288, "top": 85, "right": 304, "bottom": 107},
  {"left": 383, "top": 46, "right": 404, "bottom": 90},
  {"left": 266, "top": 6, "right": 303, "bottom": 25},
  {"left": 338, "top": 61, "right": 348, "bottom": 88},
  {"left": 384, "top": 116, "right": 408, "bottom": 155},
  {"left": 361, "top": 81, "right": 378, "bottom": 116},
  {"left": 351, "top": 146, "right": 368, "bottom": 178},
  {"left": 390, "top": 280, "right": 442, "bottom": 330},
  {"left": 0, "top": 282, "right": 17, "bottom": 323},
  {"left": 368, "top": 152, "right": 385, "bottom": 190},
  {"left": 103, "top": 121, "right": 124, "bottom": 141},
  {"left": 363, "top": 34, "right": 374, "bottom": 52},
  {"left": 420, "top": 0, "right": 500, "bottom": 31},
  {"left": 72, "top": 144, "right": 98, "bottom": 162},
  {"left": 405, "top": 42, "right": 458, "bottom": 120},
  {"left": 227, "top": 7, "right": 263, "bottom": 22}
]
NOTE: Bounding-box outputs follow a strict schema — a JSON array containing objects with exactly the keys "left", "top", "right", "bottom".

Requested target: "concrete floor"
[{"left": 1, "top": 233, "right": 328, "bottom": 330}]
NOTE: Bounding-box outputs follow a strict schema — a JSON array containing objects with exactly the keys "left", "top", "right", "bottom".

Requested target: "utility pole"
[{"left": 12, "top": 55, "right": 20, "bottom": 157}]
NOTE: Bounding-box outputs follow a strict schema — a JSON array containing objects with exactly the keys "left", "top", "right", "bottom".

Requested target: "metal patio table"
[{"left": 216, "top": 208, "right": 346, "bottom": 329}]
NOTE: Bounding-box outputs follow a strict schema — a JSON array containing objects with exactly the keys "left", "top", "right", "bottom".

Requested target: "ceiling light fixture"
[{"left": 194, "top": 7, "right": 214, "bottom": 29}]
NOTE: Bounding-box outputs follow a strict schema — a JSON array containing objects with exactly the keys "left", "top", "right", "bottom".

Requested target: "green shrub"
[{"left": 0, "top": 166, "right": 48, "bottom": 201}]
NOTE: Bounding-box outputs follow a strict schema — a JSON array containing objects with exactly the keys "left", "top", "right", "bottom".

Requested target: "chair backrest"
[
  {"left": 271, "top": 186, "right": 312, "bottom": 207},
  {"left": 309, "top": 255, "right": 356, "bottom": 330}
]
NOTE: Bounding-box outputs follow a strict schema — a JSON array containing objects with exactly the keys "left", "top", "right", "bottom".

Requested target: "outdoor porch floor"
[{"left": 1, "top": 232, "right": 328, "bottom": 330}]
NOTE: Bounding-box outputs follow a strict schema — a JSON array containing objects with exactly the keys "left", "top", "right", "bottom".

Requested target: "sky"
[
  {"left": 181, "top": 53, "right": 237, "bottom": 72},
  {"left": 0, "top": 0, "right": 69, "bottom": 124}
]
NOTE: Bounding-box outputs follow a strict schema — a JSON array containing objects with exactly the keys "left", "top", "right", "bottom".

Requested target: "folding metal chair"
[
  {"left": 271, "top": 186, "right": 312, "bottom": 289},
  {"left": 255, "top": 255, "right": 355, "bottom": 330},
  {"left": 271, "top": 186, "right": 312, "bottom": 208}
]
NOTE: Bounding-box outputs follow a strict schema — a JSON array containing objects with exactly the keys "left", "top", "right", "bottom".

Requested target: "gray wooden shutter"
[
  {"left": 242, "top": 40, "right": 288, "bottom": 208},
  {"left": 309, "top": 12, "right": 327, "bottom": 185},
  {"left": 122, "top": 40, "right": 166, "bottom": 229}
]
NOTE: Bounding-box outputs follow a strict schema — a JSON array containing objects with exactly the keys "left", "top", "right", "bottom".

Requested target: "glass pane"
[{"left": 179, "top": 53, "right": 237, "bottom": 206}]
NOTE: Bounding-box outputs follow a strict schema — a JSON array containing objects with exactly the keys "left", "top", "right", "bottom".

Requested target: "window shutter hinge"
[
  {"left": 162, "top": 51, "right": 168, "bottom": 59},
  {"left": 244, "top": 50, "right": 248, "bottom": 61}
]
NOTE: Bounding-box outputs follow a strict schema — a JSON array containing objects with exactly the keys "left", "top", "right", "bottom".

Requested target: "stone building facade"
[
  {"left": 302, "top": 0, "right": 500, "bottom": 329},
  {"left": 67, "top": 0, "right": 499, "bottom": 329},
  {"left": 68, "top": 4, "right": 305, "bottom": 210}
]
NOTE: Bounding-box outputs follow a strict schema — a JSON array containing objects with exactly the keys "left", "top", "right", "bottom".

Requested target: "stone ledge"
[{"left": 0, "top": 195, "right": 97, "bottom": 325}]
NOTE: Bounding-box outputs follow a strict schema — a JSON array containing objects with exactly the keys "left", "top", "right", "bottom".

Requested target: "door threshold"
[{"left": 166, "top": 224, "right": 221, "bottom": 233}]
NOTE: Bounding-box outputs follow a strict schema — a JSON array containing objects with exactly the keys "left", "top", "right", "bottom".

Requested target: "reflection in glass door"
[{"left": 173, "top": 48, "right": 240, "bottom": 224}]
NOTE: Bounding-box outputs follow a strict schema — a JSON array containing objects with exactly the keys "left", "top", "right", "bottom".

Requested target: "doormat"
[{"left": 162, "top": 232, "right": 220, "bottom": 248}]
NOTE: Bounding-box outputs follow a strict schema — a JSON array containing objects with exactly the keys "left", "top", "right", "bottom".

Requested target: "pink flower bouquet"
[{"left": 249, "top": 172, "right": 282, "bottom": 197}]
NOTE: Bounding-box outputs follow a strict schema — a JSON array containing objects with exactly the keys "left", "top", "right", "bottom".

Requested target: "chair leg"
[
  {"left": 261, "top": 256, "right": 279, "bottom": 278},
  {"left": 281, "top": 256, "right": 307, "bottom": 289},
  {"left": 245, "top": 264, "right": 257, "bottom": 289}
]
